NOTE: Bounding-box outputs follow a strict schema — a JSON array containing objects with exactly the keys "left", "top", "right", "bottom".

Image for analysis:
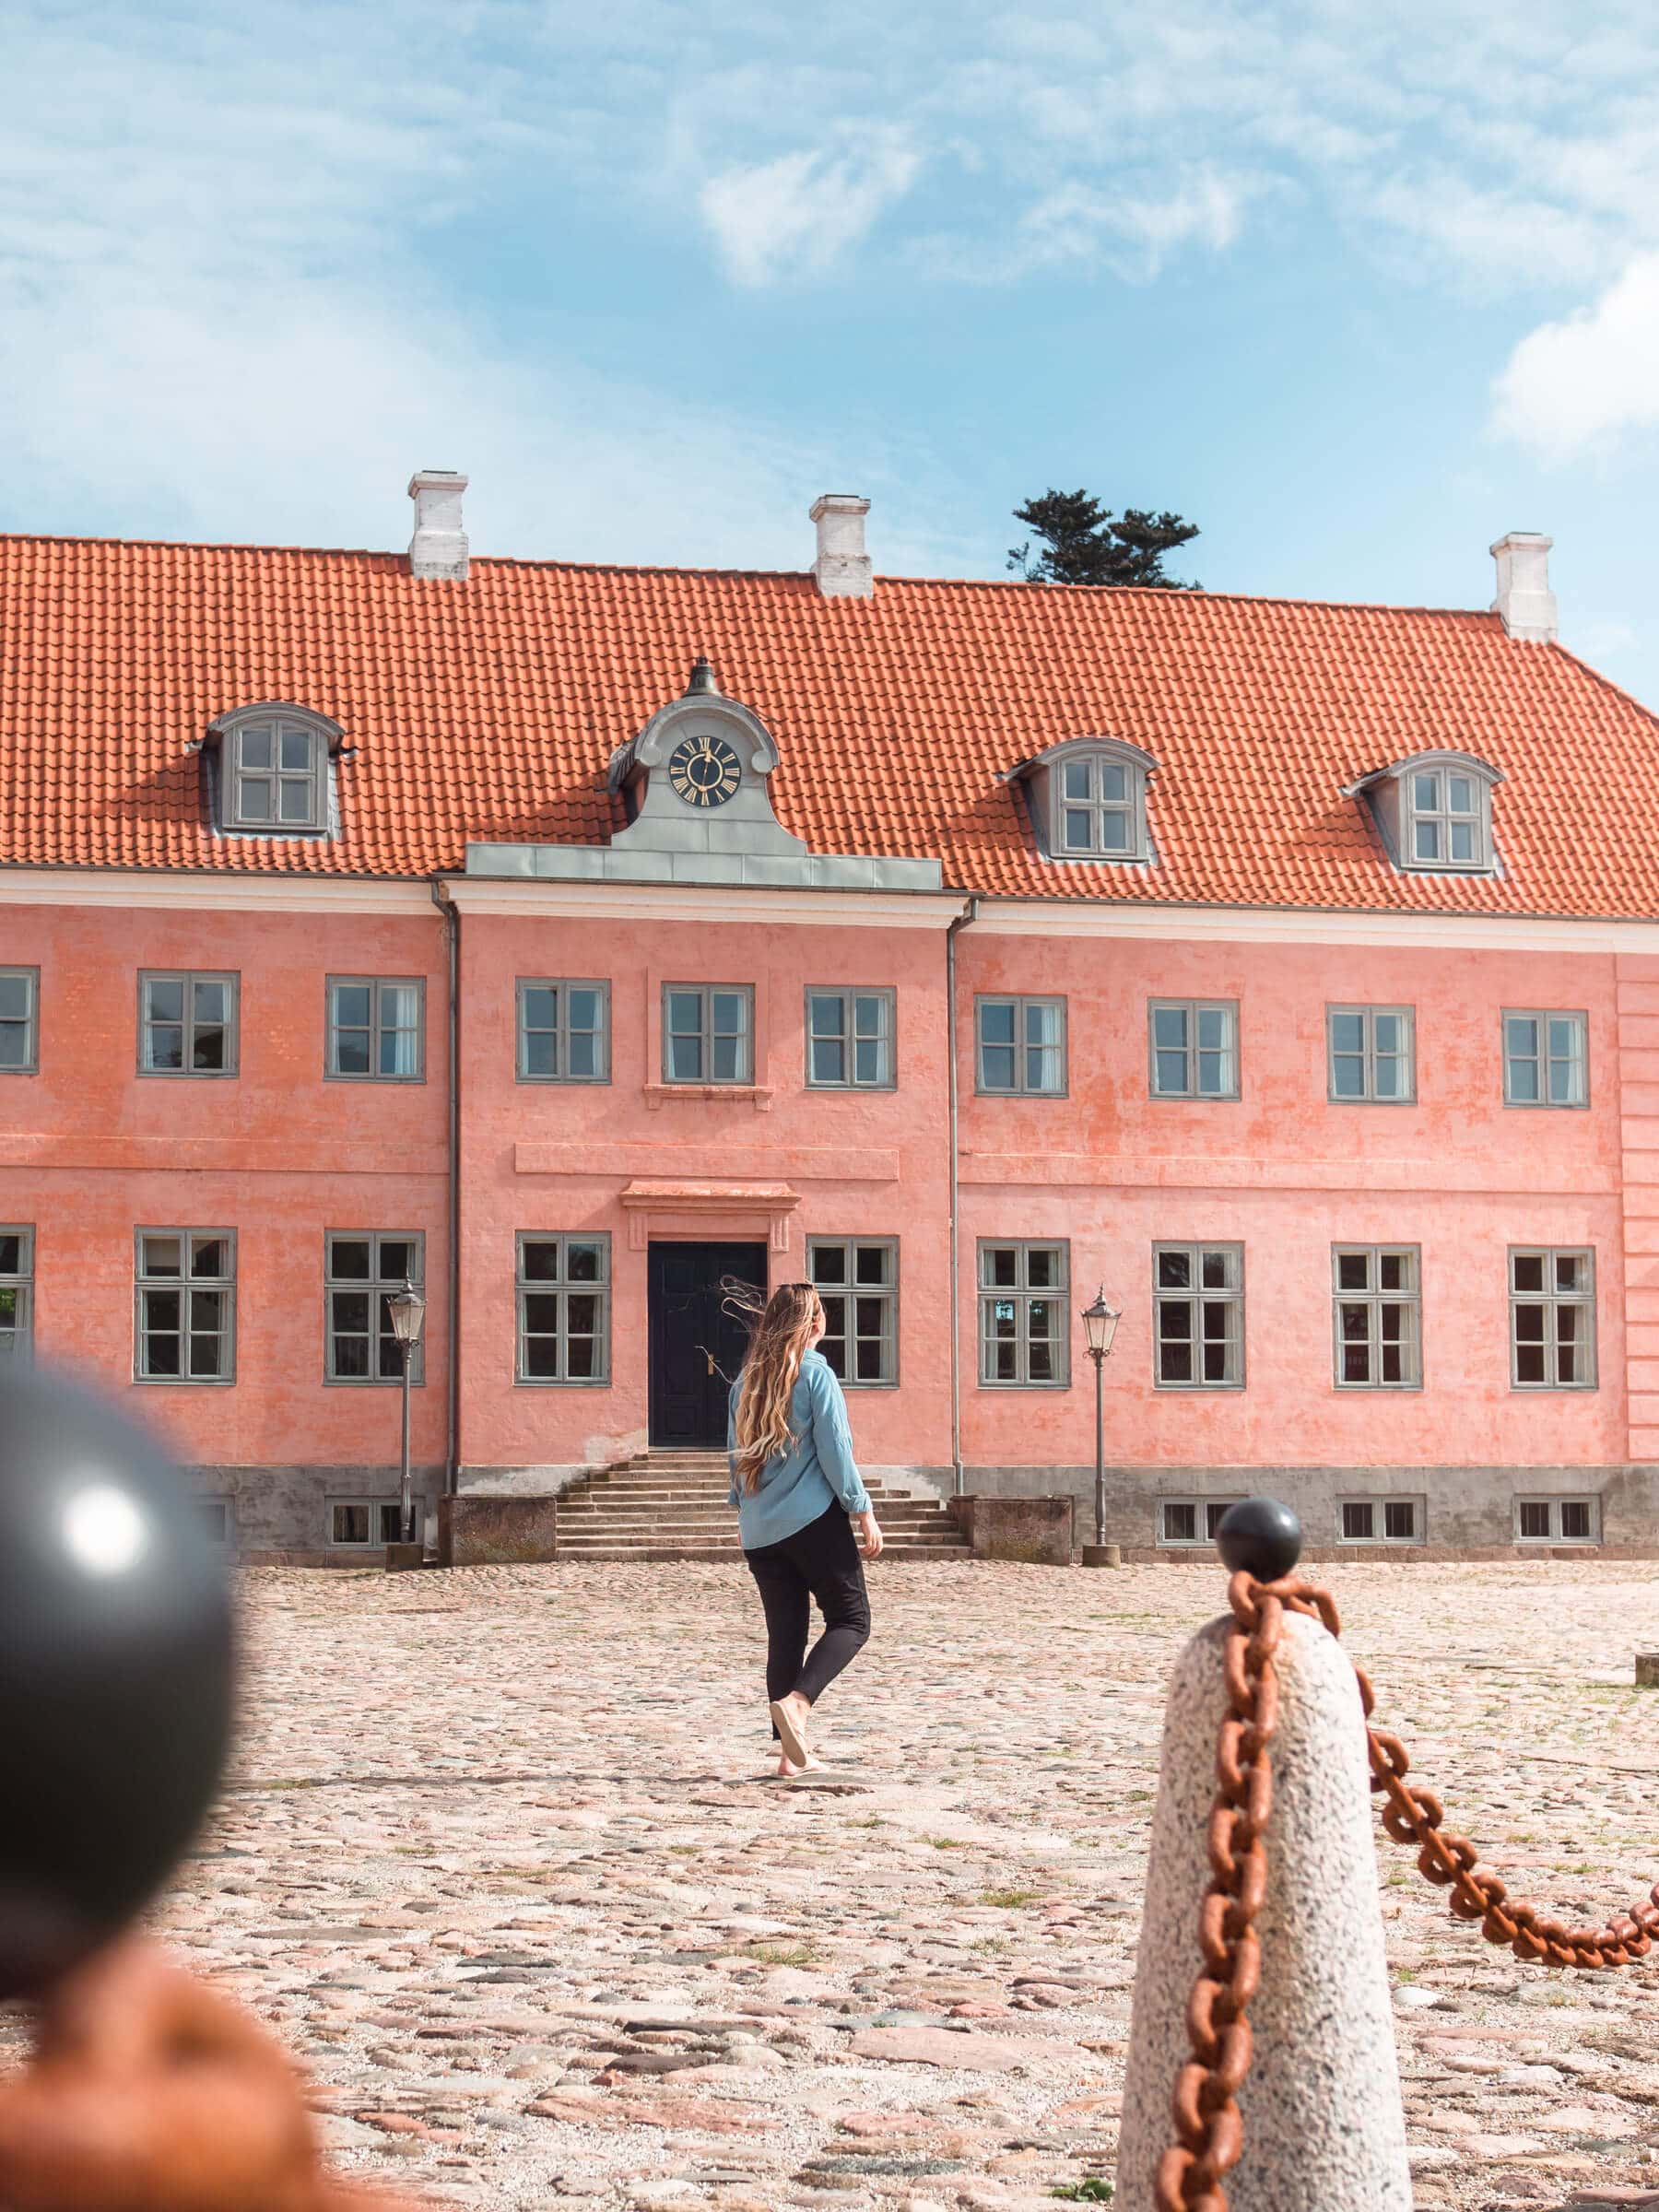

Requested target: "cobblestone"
[{"left": 19, "top": 1557, "right": 1659, "bottom": 2209}]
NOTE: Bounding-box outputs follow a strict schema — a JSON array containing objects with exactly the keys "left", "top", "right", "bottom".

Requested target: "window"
[
  {"left": 1159, "top": 1498, "right": 1243, "bottom": 1547},
  {"left": 194, "top": 1499, "right": 233, "bottom": 1546},
  {"left": 1328, "top": 1006, "right": 1415, "bottom": 1101},
  {"left": 1405, "top": 765, "right": 1488, "bottom": 870},
  {"left": 326, "top": 1500, "right": 410, "bottom": 1548},
  {"left": 221, "top": 713, "right": 328, "bottom": 833},
  {"left": 978, "top": 1241, "right": 1069, "bottom": 1385},
  {"left": 139, "top": 971, "right": 238, "bottom": 1076},
  {"left": 1514, "top": 1496, "right": 1598, "bottom": 1543},
  {"left": 1510, "top": 1247, "right": 1595, "bottom": 1388},
  {"left": 663, "top": 986, "right": 753, "bottom": 1085},
  {"left": 1053, "top": 749, "right": 1147, "bottom": 859},
  {"left": 517, "top": 1234, "right": 610, "bottom": 1383},
  {"left": 976, "top": 996, "right": 1066, "bottom": 1095},
  {"left": 808, "top": 1239, "right": 898, "bottom": 1384},
  {"left": 0, "top": 1227, "right": 32, "bottom": 1364},
  {"left": 1339, "top": 1497, "right": 1424, "bottom": 1545},
  {"left": 325, "top": 1233, "right": 425, "bottom": 1383},
  {"left": 518, "top": 980, "right": 610, "bottom": 1083},
  {"left": 806, "top": 990, "right": 895, "bottom": 1089},
  {"left": 1154, "top": 1244, "right": 1244, "bottom": 1387},
  {"left": 327, "top": 978, "right": 424, "bottom": 1080},
  {"left": 1503, "top": 1011, "right": 1587, "bottom": 1108},
  {"left": 1333, "top": 1246, "right": 1421, "bottom": 1388},
  {"left": 1150, "top": 1002, "right": 1239, "bottom": 1100},
  {"left": 135, "top": 1230, "right": 235, "bottom": 1382},
  {"left": 0, "top": 968, "right": 38, "bottom": 1072}
]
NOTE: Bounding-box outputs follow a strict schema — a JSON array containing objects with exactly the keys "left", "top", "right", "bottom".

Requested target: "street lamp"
[
  {"left": 386, "top": 1281, "right": 427, "bottom": 1547},
  {"left": 1080, "top": 1285, "right": 1122, "bottom": 1559}
]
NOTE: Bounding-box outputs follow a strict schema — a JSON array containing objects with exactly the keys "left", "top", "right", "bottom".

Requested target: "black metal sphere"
[
  {"left": 1216, "top": 1496, "right": 1303, "bottom": 1583},
  {"left": 0, "top": 1365, "right": 235, "bottom": 1998}
]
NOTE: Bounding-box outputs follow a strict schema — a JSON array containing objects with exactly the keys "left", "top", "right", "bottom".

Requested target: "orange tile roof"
[{"left": 2, "top": 531, "right": 1656, "bottom": 916}]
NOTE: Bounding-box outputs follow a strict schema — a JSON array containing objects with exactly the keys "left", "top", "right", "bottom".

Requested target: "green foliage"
[
  {"left": 1051, "top": 2181, "right": 1115, "bottom": 2201},
  {"left": 1008, "top": 488, "right": 1199, "bottom": 590}
]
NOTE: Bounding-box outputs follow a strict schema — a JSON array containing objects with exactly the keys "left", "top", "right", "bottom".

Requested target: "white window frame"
[
  {"left": 805, "top": 988, "right": 896, "bottom": 1090},
  {"left": 807, "top": 1237, "right": 900, "bottom": 1386},
  {"left": 1509, "top": 1246, "right": 1597, "bottom": 1390},
  {"left": 1149, "top": 1001, "right": 1240, "bottom": 1100},
  {"left": 975, "top": 995, "right": 1067, "bottom": 1097},
  {"left": 325, "top": 1499, "right": 412, "bottom": 1549},
  {"left": 135, "top": 1229, "right": 237, "bottom": 1385},
  {"left": 0, "top": 1225, "right": 32, "bottom": 1365},
  {"left": 324, "top": 1231, "right": 426, "bottom": 1385},
  {"left": 1051, "top": 744, "right": 1151, "bottom": 862},
  {"left": 1158, "top": 1497, "right": 1245, "bottom": 1548},
  {"left": 219, "top": 711, "right": 331, "bottom": 834},
  {"left": 1502, "top": 1009, "right": 1588, "bottom": 1109},
  {"left": 1153, "top": 1242, "right": 1245, "bottom": 1389},
  {"left": 1327, "top": 1005, "right": 1416, "bottom": 1103},
  {"left": 1332, "top": 1245, "right": 1422, "bottom": 1389},
  {"left": 1337, "top": 1496, "right": 1425, "bottom": 1545},
  {"left": 326, "top": 976, "right": 426, "bottom": 1082},
  {"left": 662, "top": 984, "right": 754, "bottom": 1086},
  {"left": 138, "top": 971, "right": 239, "bottom": 1077},
  {"left": 516, "top": 1232, "right": 611, "bottom": 1385},
  {"left": 977, "top": 1240, "right": 1070, "bottom": 1386},
  {"left": 0, "top": 967, "right": 39, "bottom": 1074},
  {"left": 1513, "top": 1495, "right": 1599, "bottom": 1544},
  {"left": 517, "top": 979, "right": 610, "bottom": 1084},
  {"left": 1403, "top": 762, "right": 1491, "bottom": 872}
]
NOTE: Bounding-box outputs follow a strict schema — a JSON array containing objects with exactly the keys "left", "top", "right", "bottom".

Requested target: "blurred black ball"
[
  {"left": 0, "top": 1365, "right": 234, "bottom": 1997},
  {"left": 1216, "top": 1496, "right": 1303, "bottom": 1583}
]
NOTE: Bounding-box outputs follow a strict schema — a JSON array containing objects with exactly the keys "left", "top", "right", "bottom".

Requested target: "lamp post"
[
  {"left": 385, "top": 1281, "right": 427, "bottom": 1550},
  {"left": 1080, "top": 1285, "right": 1122, "bottom": 1566}
]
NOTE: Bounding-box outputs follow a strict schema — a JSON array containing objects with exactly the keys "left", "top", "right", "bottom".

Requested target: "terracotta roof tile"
[{"left": 2, "top": 532, "right": 1656, "bottom": 915}]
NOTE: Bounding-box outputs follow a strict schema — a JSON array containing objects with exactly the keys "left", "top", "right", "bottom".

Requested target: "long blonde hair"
[{"left": 732, "top": 1281, "right": 822, "bottom": 1493}]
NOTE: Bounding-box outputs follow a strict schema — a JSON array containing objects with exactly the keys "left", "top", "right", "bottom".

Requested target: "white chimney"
[
  {"left": 811, "top": 493, "right": 873, "bottom": 599},
  {"left": 408, "top": 469, "right": 469, "bottom": 581},
  {"left": 1489, "top": 531, "right": 1556, "bottom": 643}
]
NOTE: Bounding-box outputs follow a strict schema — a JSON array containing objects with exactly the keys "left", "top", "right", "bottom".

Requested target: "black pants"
[{"left": 745, "top": 1503, "right": 871, "bottom": 1720}]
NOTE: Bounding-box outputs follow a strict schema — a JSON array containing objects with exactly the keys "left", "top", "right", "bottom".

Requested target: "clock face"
[{"left": 667, "top": 733, "right": 742, "bottom": 809}]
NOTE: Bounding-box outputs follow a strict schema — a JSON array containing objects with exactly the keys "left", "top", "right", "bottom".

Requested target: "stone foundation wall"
[
  {"left": 439, "top": 1495, "right": 559, "bottom": 1567},
  {"left": 950, "top": 1493, "right": 1074, "bottom": 1566},
  {"left": 187, "top": 1465, "right": 443, "bottom": 1563}
]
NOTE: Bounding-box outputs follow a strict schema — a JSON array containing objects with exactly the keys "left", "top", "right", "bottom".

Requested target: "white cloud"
[
  {"left": 698, "top": 131, "right": 921, "bottom": 288},
  {"left": 1491, "top": 254, "right": 1659, "bottom": 461}
]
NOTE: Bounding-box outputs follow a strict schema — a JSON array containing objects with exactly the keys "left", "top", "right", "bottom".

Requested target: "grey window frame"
[
  {"left": 517, "top": 978, "right": 611, "bottom": 1084},
  {"left": 221, "top": 712, "right": 329, "bottom": 834},
  {"left": 1337, "top": 1496, "right": 1425, "bottom": 1545},
  {"left": 324, "top": 1231, "right": 427, "bottom": 1385},
  {"left": 977, "top": 1239, "right": 1070, "bottom": 1387},
  {"left": 194, "top": 1498, "right": 234, "bottom": 1546},
  {"left": 1403, "top": 762, "right": 1491, "bottom": 872},
  {"left": 1326, "top": 1005, "right": 1416, "bottom": 1103},
  {"left": 1509, "top": 1246, "right": 1596, "bottom": 1389},
  {"left": 325, "top": 1498, "right": 413, "bottom": 1548},
  {"left": 1148, "top": 1000, "right": 1240, "bottom": 1100},
  {"left": 1513, "top": 1494, "right": 1599, "bottom": 1543},
  {"left": 0, "top": 1225, "right": 33, "bottom": 1365},
  {"left": 1502, "top": 1008, "right": 1589, "bottom": 1109},
  {"left": 1153, "top": 1242, "right": 1245, "bottom": 1389},
  {"left": 662, "top": 984, "right": 755, "bottom": 1086},
  {"left": 137, "top": 970, "right": 240, "bottom": 1078},
  {"left": 1051, "top": 743, "right": 1151, "bottom": 862},
  {"left": 0, "top": 967, "right": 39, "bottom": 1074},
  {"left": 135, "top": 1228, "right": 237, "bottom": 1385},
  {"left": 974, "top": 994, "right": 1067, "bottom": 1097},
  {"left": 325, "top": 975, "right": 426, "bottom": 1082},
  {"left": 1332, "top": 1244, "right": 1422, "bottom": 1389},
  {"left": 805, "top": 988, "right": 897, "bottom": 1090},
  {"left": 1158, "top": 1496, "right": 1245, "bottom": 1547},
  {"left": 516, "top": 1232, "right": 612, "bottom": 1386},
  {"left": 807, "top": 1237, "right": 900, "bottom": 1386}
]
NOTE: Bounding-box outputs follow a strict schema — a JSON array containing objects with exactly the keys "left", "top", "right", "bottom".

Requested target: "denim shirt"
[{"left": 727, "top": 1348, "right": 873, "bottom": 1551}]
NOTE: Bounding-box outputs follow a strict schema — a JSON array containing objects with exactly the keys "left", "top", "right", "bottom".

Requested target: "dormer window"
[
  {"left": 1347, "top": 749, "right": 1501, "bottom": 877},
  {"left": 206, "top": 704, "right": 342, "bottom": 837},
  {"left": 1015, "top": 736, "right": 1156, "bottom": 865}
]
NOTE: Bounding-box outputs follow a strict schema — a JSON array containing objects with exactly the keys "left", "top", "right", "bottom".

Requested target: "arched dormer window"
[
  {"left": 204, "top": 703, "right": 343, "bottom": 837},
  {"left": 1013, "top": 736, "right": 1158, "bottom": 865},
  {"left": 1347, "top": 749, "right": 1501, "bottom": 876}
]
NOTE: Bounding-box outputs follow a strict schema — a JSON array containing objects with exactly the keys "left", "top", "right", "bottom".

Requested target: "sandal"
[{"left": 770, "top": 1698, "right": 810, "bottom": 1767}]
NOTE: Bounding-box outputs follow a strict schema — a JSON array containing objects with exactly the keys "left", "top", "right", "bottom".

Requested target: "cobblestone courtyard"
[{"left": 148, "top": 1561, "right": 1659, "bottom": 2208}]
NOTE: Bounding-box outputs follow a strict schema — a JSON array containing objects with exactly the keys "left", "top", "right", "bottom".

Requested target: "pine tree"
[{"left": 1006, "top": 489, "right": 1200, "bottom": 590}]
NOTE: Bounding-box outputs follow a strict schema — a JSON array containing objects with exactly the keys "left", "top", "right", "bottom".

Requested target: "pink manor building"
[{"left": 4, "top": 477, "right": 1659, "bottom": 1559}]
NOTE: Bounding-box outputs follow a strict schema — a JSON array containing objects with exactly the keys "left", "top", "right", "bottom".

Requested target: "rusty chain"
[{"left": 1159, "top": 1566, "right": 1659, "bottom": 2212}]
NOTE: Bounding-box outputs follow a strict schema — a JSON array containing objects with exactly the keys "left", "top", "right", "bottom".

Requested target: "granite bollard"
[{"left": 1115, "top": 1606, "right": 1411, "bottom": 2209}]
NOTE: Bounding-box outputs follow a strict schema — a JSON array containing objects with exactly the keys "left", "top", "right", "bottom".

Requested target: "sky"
[{"left": 7, "top": 3, "right": 1659, "bottom": 696}]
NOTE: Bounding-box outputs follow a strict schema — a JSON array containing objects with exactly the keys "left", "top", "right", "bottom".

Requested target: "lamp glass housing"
[
  {"left": 386, "top": 1282, "right": 427, "bottom": 1347},
  {"left": 1081, "top": 1287, "right": 1121, "bottom": 1359}
]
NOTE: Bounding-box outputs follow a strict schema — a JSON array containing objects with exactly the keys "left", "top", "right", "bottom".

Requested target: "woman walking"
[{"left": 727, "top": 1282, "right": 882, "bottom": 1776}]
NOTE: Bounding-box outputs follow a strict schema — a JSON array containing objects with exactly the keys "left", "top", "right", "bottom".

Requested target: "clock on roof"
[{"left": 667, "top": 732, "right": 742, "bottom": 809}]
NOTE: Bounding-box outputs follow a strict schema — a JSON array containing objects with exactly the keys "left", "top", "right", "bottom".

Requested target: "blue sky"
[{"left": 8, "top": 3, "right": 1659, "bottom": 695}]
